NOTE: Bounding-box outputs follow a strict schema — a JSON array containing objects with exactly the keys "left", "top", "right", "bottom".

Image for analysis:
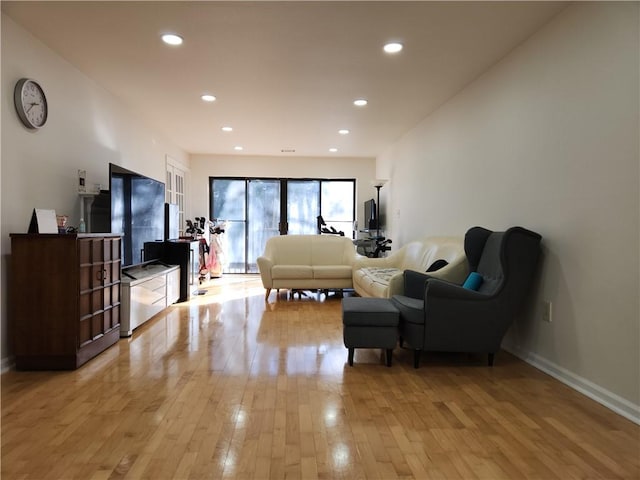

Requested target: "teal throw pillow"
[{"left": 462, "top": 272, "right": 483, "bottom": 291}]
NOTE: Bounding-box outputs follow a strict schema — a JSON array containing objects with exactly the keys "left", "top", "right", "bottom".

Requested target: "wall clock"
[{"left": 14, "top": 78, "right": 48, "bottom": 129}]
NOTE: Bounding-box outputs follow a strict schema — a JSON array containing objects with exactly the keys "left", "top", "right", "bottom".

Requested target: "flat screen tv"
[
  {"left": 364, "top": 198, "right": 376, "bottom": 231},
  {"left": 109, "top": 163, "right": 165, "bottom": 266}
]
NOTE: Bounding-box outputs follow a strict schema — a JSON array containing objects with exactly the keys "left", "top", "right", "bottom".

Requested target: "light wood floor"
[{"left": 2, "top": 275, "right": 639, "bottom": 480}]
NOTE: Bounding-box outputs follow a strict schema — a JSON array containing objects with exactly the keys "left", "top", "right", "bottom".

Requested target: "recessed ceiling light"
[
  {"left": 234, "top": 146, "right": 243, "bottom": 151},
  {"left": 161, "top": 33, "right": 183, "bottom": 46},
  {"left": 383, "top": 42, "right": 403, "bottom": 54},
  {"left": 353, "top": 99, "right": 368, "bottom": 107},
  {"left": 338, "top": 129, "right": 350, "bottom": 135},
  {"left": 329, "top": 148, "right": 338, "bottom": 153},
  {"left": 201, "top": 94, "right": 216, "bottom": 102},
  {"left": 221, "top": 126, "right": 233, "bottom": 132}
]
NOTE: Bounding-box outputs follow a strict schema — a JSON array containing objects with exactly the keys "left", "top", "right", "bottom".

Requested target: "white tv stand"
[{"left": 120, "top": 261, "right": 180, "bottom": 337}]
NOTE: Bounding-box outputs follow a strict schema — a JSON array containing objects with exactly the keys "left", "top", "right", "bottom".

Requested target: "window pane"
[
  {"left": 212, "top": 179, "right": 246, "bottom": 221},
  {"left": 224, "top": 220, "right": 246, "bottom": 273},
  {"left": 248, "top": 180, "right": 280, "bottom": 273},
  {"left": 287, "top": 181, "right": 319, "bottom": 234},
  {"left": 321, "top": 181, "right": 354, "bottom": 221}
]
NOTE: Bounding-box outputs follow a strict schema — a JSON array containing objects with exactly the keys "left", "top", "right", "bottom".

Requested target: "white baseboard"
[
  {"left": 1, "top": 356, "right": 14, "bottom": 373},
  {"left": 503, "top": 343, "right": 640, "bottom": 425}
]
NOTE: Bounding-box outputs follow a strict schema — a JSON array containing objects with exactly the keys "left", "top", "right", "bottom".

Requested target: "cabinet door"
[
  {"left": 79, "top": 239, "right": 93, "bottom": 292},
  {"left": 78, "top": 237, "right": 121, "bottom": 345},
  {"left": 103, "top": 305, "right": 120, "bottom": 332},
  {"left": 110, "top": 239, "right": 122, "bottom": 284},
  {"left": 105, "top": 238, "right": 122, "bottom": 332},
  {"left": 91, "top": 239, "right": 106, "bottom": 289}
]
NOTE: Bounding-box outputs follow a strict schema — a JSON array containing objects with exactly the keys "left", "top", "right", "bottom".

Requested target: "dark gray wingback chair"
[{"left": 390, "top": 226, "right": 542, "bottom": 368}]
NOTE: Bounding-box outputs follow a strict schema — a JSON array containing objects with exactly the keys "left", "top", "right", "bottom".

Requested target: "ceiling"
[{"left": 3, "top": 1, "right": 566, "bottom": 158}]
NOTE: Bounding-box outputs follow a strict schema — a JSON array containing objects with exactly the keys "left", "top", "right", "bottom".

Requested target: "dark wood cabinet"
[{"left": 9, "top": 234, "right": 122, "bottom": 370}]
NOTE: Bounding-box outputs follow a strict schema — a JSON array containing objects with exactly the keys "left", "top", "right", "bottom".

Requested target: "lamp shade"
[{"left": 371, "top": 179, "right": 388, "bottom": 188}]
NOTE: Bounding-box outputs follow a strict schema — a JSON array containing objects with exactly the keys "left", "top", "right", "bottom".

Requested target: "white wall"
[
  {"left": 378, "top": 2, "right": 639, "bottom": 421},
  {"left": 1, "top": 14, "right": 188, "bottom": 367},
  {"left": 189, "top": 154, "right": 376, "bottom": 234}
]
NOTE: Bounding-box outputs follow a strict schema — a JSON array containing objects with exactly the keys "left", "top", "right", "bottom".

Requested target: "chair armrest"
[
  {"left": 403, "top": 270, "right": 437, "bottom": 299},
  {"left": 424, "top": 278, "right": 488, "bottom": 300}
]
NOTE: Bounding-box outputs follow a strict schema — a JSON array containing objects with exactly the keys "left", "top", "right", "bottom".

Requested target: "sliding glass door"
[
  {"left": 211, "top": 178, "right": 281, "bottom": 273},
  {"left": 211, "top": 179, "right": 247, "bottom": 273},
  {"left": 210, "top": 177, "right": 354, "bottom": 274},
  {"left": 287, "top": 180, "right": 319, "bottom": 234},
  {"left": 248, "top": 180, "right": 281, "bottom": 272}
]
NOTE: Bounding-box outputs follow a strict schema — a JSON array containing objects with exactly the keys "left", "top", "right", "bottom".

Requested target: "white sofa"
[
  {"left": 352, "top": 236, "right": 468, "bottom": 298},
  {"left": 257, "top": 234, "right": 360, "bottom": 301}
]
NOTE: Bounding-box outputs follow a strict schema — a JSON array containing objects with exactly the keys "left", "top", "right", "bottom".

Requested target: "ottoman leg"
[
  {"left": 386, "top": 349, "right": 393, "bottom": 367},
  {"left": 414, "top": 349, "right": 421, "bottom": 369},
  {"left": 348, "top": 348, "right": 354, "bottom": 366}
]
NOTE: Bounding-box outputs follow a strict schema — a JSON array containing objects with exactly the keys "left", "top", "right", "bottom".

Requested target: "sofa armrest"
[
  {"left": 387, "top": 272, "right": 406, "bottom": 297},
  {"left": 352, "top": 255, "right": 394, "bottom": 270},
  {"left": 256, "top": 256, "right": 273, "bottom": 288},
  {"left": 352, "top": 244, "right": 407, "bottom": 268}
]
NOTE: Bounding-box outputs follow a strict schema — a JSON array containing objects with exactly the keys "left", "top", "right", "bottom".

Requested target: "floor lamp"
[{"left": 371, "top": 179, "right": 387, "bottom": 238}]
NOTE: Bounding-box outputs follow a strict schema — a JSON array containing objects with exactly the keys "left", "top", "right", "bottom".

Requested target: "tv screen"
[
  {"left": 364, "top": 198, "right": 376, "bottom": 231},
  {"left": 109, "top": 163, "right": 165, "bottom": 266}
]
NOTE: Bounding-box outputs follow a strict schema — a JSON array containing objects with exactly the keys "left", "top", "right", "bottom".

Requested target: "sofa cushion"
[
  {"left": 272, "top": 265, "right": 314, "bottom": 279},
  {"left": 270, "top": 236, "right": 313, "bottom": 265},
  {"left": 314, "top": 265, "right": 353, "bottom": 279},
  {"left": 311, "top": 236, "right": 352, "bottom": 265},
  {"left": 360, "top": 267, "right": 401, "bottom": 284},
  {"left": 353, "top": 267, "right": 403, "bottom": 297}
]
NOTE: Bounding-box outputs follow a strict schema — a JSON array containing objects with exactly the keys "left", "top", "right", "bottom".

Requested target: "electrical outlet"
[{"left": 542, "top": 301, "right": 552, "bottom": 322}]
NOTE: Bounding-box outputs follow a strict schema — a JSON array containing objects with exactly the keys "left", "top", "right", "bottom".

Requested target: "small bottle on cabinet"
[{"left": 79, "top": 218, "right": 86, "bottom": 233}]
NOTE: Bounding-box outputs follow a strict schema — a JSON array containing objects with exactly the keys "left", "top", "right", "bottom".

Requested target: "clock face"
[{"left": 14, "top": 78, "right": 48, "bottom": 129}]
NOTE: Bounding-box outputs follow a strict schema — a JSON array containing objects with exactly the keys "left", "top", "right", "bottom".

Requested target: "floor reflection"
[{"left": 3, "top": 276, "right": 637, "bottom": 479}]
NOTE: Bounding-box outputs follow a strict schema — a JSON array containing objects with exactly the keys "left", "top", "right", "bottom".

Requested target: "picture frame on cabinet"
[{"left": 28, "top": 208, "right": 58, "bottom": 234}]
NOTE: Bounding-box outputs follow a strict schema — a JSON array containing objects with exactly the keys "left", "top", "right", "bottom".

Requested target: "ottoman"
[{"left": 342, "top": 297, "right": 400, "bottom": 367}]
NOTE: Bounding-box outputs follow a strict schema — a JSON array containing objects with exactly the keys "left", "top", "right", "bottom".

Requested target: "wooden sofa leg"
[
  {"left": 348, "top": 348, "right": 354, "bottom": 366},
  {"left": 264, "top": 288, "right": 271, "bottom": 301},
  {"left": 488, "top": 353, "right": 495, "bottom": 366}
]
